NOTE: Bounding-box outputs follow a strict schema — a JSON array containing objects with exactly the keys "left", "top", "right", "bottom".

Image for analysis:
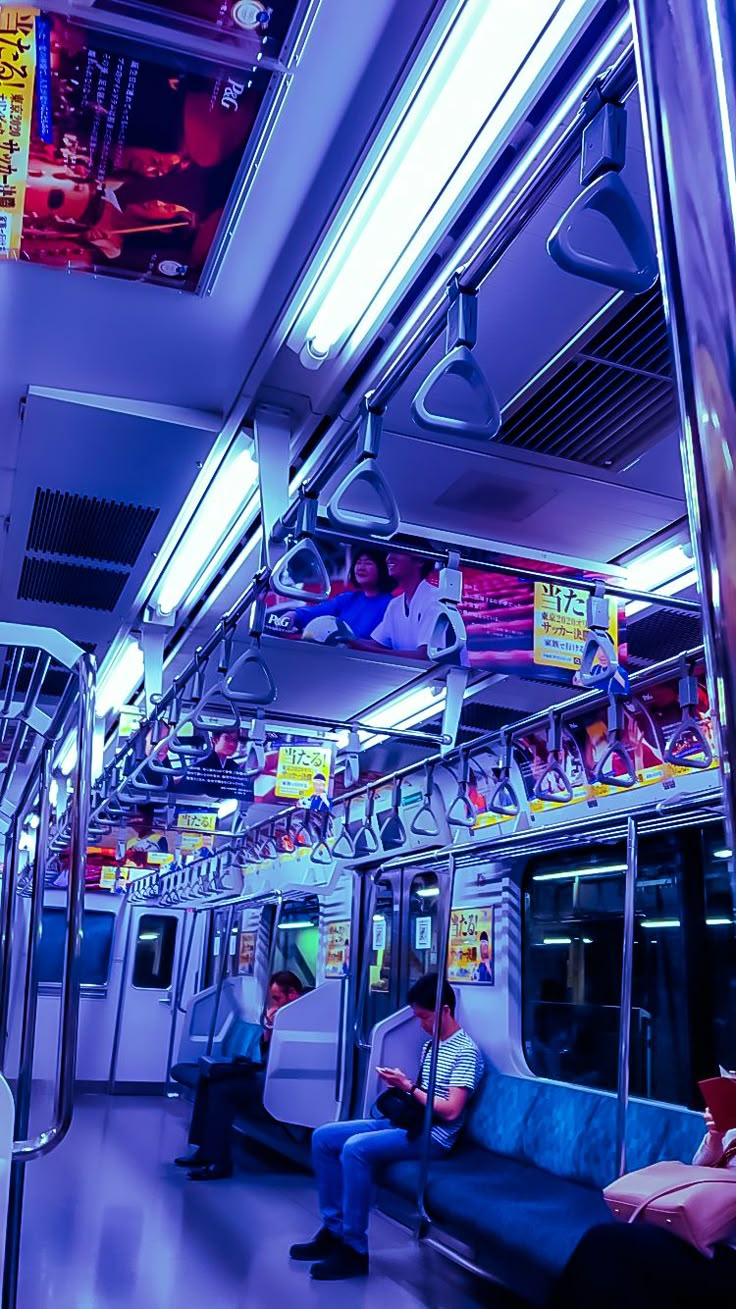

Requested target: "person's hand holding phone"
[{"left": 377, "top": 1066, "right": 412, "bottom": 1093}]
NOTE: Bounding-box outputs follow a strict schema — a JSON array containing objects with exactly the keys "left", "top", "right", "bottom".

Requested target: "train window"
[
  {"left": 203, "top": 908, "right": 241, "bottom": 986},
  {"left": 132, "top": 915, "right": 177, "bottom": 989},
  {"left": 38, "top": 908, "right": 115, "bottom": 989},
  {"left": 272, "top": 897, "right": 318, "bottom": 988},
  {"left": 523, "top": 826, "right": 736, "bottom": 1108},
  {"left": 407, "top": 873, "right": 440, "bottom": 983}
]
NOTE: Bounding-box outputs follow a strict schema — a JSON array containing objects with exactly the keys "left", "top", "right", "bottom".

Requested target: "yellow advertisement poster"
[
  {"left": 239, "top": 930, "right": 256, "bottom": 976},
  {"left": 533, "top": 582, "right": 618, "bottom": 673},
  {"left": 175, "top": 809, "right": 218, "bottom": 834},
  {"left": 275, "top": 744, "right": 332, "bottom": 802},
  {"left": 325, "top": 920, "right": 350, "bottom": 978},
  {"left": 0, "top": 9, "right": 37, "bottom": 256},
  {"left": 447, "top": 907, "right": 494, "bottom": 985}
]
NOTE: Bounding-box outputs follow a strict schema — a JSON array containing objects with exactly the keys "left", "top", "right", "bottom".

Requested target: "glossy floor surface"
[{"left": 18, "top": 1095, "right": 521, "bottom": 1309}]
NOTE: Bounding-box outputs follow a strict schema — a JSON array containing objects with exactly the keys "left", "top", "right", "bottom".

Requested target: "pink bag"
[{"left": 603, "top": 1161, "right": 736, "bottom": 1257}]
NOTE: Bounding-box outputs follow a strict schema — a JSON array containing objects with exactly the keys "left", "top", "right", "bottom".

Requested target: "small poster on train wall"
[
  {"left": 239, "top": 930, "right": 256, "bottom": 975},
  {"left": 264, "top": 537, "right": 625, "bottom": 687},
  {"left": 90, "top": 1, "right": 300, "bottom": 57},
  {"left": 447, "top": 907, "right": 494, "bottom": 984},
  {"left": 324, "top": 920, "right": 350, "bottom": 978},
  {"left": 275, "top": 743, "right": 333, "bottom": 808},
  {"left": 0, "top": 10, "right": 276, "bottom": 289}
]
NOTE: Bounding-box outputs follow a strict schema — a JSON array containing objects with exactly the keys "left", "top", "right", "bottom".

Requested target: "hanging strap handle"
[
  {"left": 594, "top": 694, "right": 637, "bottom": 788},
  {"left": 534, "top": 715, "right": 574, "bottom": 803},
  {"left": 579, "top": 583, "right": 618, "bottom": 689},
  {"left": 547, "top": 102, "right": 658, "bottom": 295},
  {"left": 343, "top": 729, "right": 361, "bottom": 789},
  {"left": 325, "top": 395, "right": 400, "bottom": 537},
  {"left": 379, "top": 778, "right": 407, "bottom": 848},
  {"left": 311, "top": 809, "right": 333, "bottom": 865},
  {"left": 354, "top": 787, "right": 380, "bottom": 854},
  {"left": 411, "top": 763, "right": 441, "bottom": 836},
  {"left": 411, "top": 274, "right": 501, "bottom": 440},
  {"left": 332, "top": 799, "right": 356, "bottom": 859},
  {"left": 225, "top": 593, "right": 277, "bottom": 706},
  {"left": 664, "top": 659, "right": 713, "bottom": 769},
  {"left": 270, "top": 491, "right": 332, "bottom": 601},
  {"left": 447, "top": 751, "right": 476, "bottom": 828},
  {"left": 488, "top": 734, "right": 521, "bottom": 817}
]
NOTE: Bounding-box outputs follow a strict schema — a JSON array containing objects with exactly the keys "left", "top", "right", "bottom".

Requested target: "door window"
[{"left": 132, "top": 915, "right": 177, "bottom": 989}]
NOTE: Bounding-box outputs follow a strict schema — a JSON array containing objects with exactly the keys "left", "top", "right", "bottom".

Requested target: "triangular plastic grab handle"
[
  {"left": 410, "top": 801, "right": 441, "bottom": 837},
  {"left": 594, "top": 742, "right": 637, "bottom": 788},
  {"left": 326, "top": 461, "right": 400, "bottom": 537},
  {"left": 411, "top": 345, "right": 501, "bottom": 440},
  {"left": 488, "top": 777, "right": 520, "bottom": 817},
  {"left": 225, "top": 648, "right": 277, "bottom": 706},
  {"left": 447, "top": 790, "right": 476, "bottom": 829},
  {"left": 427, "top": 604, "right": 467, "bottom": 664},
  {"left": 194, "top": 688, "right": 241, "bottom": 732},
  {"left": 271, "top": 538, "right": 332, "bottom": 601},
  {"left": 664, "top": 715, "right": 714, "bottom": 770},
  {"left": 332, "top": 826, "right": 356, "bottom": 859},
  {"left": 579, "top": 629, "right": 618, "bottom": 689},
  {"left": 534, "top": 758, "right": 574, "bottom": 803},
  {"left": 548, "top": 172, "right": 659, "bottom": 295}
]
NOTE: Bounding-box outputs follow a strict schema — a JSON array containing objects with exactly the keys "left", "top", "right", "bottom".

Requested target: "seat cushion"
[{"left": 170, "top": 1061, "right": 200, "bottom": 1091}]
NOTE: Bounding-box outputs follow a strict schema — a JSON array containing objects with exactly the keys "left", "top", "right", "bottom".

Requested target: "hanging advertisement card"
[
  {"left": 325, "top": 920, "right": 350, "bottom": 978},
  {"left": 447, "top": 907, "right": 494, "bottom": 984}
]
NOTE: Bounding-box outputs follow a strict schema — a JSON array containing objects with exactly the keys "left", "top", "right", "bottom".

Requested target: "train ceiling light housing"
[
  {"left": 292, "top": 0, "right": 602, "bottom": 364},
  {"left": 96, "top": 637, "right": 145, "bottom": 720},
  {"left": 533, "top": 863, "right": 627, "bottom": 881},
  {"left": 152, "top": 437, "right": 259, "bottom": 618},
  {"left": 623, "top": 542, "right": 697, "bottom": 616}
]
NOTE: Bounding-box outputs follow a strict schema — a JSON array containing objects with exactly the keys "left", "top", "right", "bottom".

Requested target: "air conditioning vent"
[
  {"left": 26, "top": 489, "right": 158, "bottom": 566},
  {"left": 498, "top": 287, "right": 677, "bottom": 469},
  {"left": 626, "top": 607, "right": 702, "bottom": 669},
  {"left": 17, "top": 558, "right": 129, "bottom": 611}
]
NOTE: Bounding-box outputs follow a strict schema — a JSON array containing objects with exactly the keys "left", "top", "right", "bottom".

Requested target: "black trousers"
[
  {"left": 548, "top": 1222, "right": 736, "bottom": 1309},
  {"left": 188, "top": 1067, "right": 267, "bottom": 1166}
]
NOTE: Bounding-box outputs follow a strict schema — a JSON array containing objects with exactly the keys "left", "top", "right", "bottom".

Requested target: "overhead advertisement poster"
[
  {"left": 90, "top": 1, "right": 300, "bottom": 58},
  {"left": 264, "top": 538, "right": 625, "bottom": 688},
  {"left": 324, "top": 920, "right": 350, "bottom": 978},
  {"left": 0, "top": 9, "right": 283, "bottom": 288},
  {"left": 447, "top": 907, "right": 494, "bottom": 985}
]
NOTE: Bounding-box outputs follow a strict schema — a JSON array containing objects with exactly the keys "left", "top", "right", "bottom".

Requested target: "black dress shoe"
[
  {"left": 310, "top": 1246, "right": 369, "bottom": 1280},
  {"left": 175, "top": 1151, "right": 211, "bottom": 1168},
  {"left": 188, "top": 1163, "right": 233, "bottom": 1181},
  {"left": 290, "top": 1227, "right": 344, "bottom": 1262}
]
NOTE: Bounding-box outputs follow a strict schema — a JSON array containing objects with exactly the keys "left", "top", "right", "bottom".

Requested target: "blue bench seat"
[{"left": 379, "top": 1068, "right": 706, "bottom": 1305}]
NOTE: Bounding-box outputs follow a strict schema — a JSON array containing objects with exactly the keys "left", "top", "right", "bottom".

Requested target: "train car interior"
[{"left": 0, "top": 1, "right": 734, "bottom": 1306}]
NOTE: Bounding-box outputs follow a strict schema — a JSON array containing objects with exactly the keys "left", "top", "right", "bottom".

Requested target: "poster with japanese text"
[
  {"left": 324, "top": 920, "right": 350, "bottom": 978},
  {"left": 264, "top": 536, "right": 625, "bottom": 687},
  {"left": 447, "top": 907, "right": 494, "bottom": 984},
  {"left": 0, "top": 10, "right": 282, "bottom": 288}
]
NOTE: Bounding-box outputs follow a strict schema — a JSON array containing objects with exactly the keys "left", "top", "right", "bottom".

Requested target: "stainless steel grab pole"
[
  {"left": 0, "top": 825, "right": 21, "bottom": 1070},
  {"left": 416, "top": 857, "right": 455, "bottom": 1234},
  {"left": 616, "top": 816, "right": 638, "bottom": 1178},
  {"left": 206, "top": 904, "right": 236, "bottom": 1057},
  {"left": 12, "top": 650, "right": 95, "bottom": 1160},
  {"left": 2, "top": 749, "right": 53, "bottom": 1309},
  {"left": 632, "top": 0, "right": 736, "bottom": 899},
  {"left": 165, "top": 912, "right": 198, "bottom": 1093}
]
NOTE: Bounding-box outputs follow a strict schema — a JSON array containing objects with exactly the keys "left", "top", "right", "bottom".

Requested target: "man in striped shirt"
[{"left": 290, "top": 973, "right": 483, "bottom": 1281}]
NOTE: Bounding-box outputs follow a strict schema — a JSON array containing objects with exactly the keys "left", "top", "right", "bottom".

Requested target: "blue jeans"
[{"left": 311, "top": 1118, "right": 445, "bottom": 1255}]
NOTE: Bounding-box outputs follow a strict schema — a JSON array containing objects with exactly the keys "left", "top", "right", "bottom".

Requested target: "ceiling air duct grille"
[
  {"left": 17, "top": 558, "right": 129, "bottom": 611},
  {"left": 26, "top": 489, "right": 158, "bottom": 566},
  {"left": 498, "top": 287, "right": 677, "bottom": 469}
]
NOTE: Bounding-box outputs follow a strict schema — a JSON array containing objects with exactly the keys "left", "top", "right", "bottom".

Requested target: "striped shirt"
[{"left": 418, "top": 1028, "right": 483, "bottom": 1149}]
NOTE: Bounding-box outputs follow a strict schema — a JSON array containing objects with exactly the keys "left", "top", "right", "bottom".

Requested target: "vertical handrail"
[
  {"left": 260, "top": 894, "right": 283, "bottom": 1024},
  {"left": 416, "top": 856, "right": 455, "bottom": 1233},
  {"left": 2, "top": 750, "right": 52, "bottom": 1306},
  {"left": 353, "top": 872, "right": 381, "bottom": 1050},
  {"left": 616, "top": 815, "right": 637, "bottom": 1178},
  {"left": 0, "top": 825, "right": 21, "bottom": 1069},
  {"left": 107, "top": 909, "right": 136, "bottom": 1095},
  {"left": 206, "top": 904, "right": 235, "bottom": 1057},
  {"left": 165, "top": 912, "right": 198, "bottom": 1093}
]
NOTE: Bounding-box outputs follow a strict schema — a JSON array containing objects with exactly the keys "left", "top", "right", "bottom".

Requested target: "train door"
[{"left": 112, "top": 906, "right": 181, "bottom": 1085}]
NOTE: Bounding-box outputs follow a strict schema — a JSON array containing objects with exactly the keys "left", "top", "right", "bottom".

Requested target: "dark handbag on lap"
[{"left": 374, "top": 1087, "right": 426, "bottom": 1140}]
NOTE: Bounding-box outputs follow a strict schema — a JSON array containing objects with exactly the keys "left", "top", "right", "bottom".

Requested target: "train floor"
[{"left": 18, "top": 1094, "right": 525, "bottom": 1309}]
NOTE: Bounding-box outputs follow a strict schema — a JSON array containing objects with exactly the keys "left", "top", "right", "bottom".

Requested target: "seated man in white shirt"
[{"left": 352, "top": 552, "right": 461, "bottom": 661}]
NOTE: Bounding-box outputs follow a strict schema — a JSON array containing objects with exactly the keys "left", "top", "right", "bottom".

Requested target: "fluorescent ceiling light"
[
  {"left": 533, "top": 864, "right": 627, "bottom": 882},
  {"left": 641, "top": 919, "right": 680, "bottom": 929},
  {"left": 278, "top": 920, "right": 315, "bottom": 931},
  {"left": 339, "top": 684, "right": 447, "bottom": 754},
  {"left": 714, "top": 848, "right": 733, "bottom": 860},
  {"left": 542, "top": 937, "right": 572, "bottom": 945},
  {"left": 138, "top": 932, "right": 159, "bottom": 942},
  {"left": 624, "top": 543, "right": 697, "bottom": 616},
  {"left": 415, "top": 886, "right": 440, "bottom": 899},
  {"left": 96, "top": 638, "right": 145, "bottom": 720},
  {"left": 57, "top": 731, "right": 78, "bottom": 778},
  {"left": 706, "top": 918, "right": 733, "bottom": 927},
  {"left": 295, "top": 0, "right": 599, "bottom": 361},
  {"left": 155, "top": 442, "right": 259, "bottom": 617},
  {"left": 218, "top": 797, "right": 239, "bottom": 819}
]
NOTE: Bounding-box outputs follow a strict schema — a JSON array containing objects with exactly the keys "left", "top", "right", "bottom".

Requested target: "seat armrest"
[{"left": 198, "top": 1055, "right": 261, "bottom": 1081}]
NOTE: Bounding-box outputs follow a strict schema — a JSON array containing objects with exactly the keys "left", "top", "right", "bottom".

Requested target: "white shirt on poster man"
[{"left": 370, "top": 578, "right": 447, "bottom": 654}]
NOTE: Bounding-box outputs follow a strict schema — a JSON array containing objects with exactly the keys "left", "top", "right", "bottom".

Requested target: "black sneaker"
[
  {"left": 289, "top": 1227, "right": 344, "bottom": 1262},
  {"left": 187, "top": 1163, "right": 233, "bottom": 1181},
  {"left": 175, "top": 1150, "right": 211, "bottom": 1168},
  {"left": 310, "top": 1246, "right": 369, "bottom": 1280}
]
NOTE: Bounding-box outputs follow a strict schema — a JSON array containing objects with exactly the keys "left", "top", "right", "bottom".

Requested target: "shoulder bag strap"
[{"left": 629, "top": 1174, "right": 736, "bottom": 1225}]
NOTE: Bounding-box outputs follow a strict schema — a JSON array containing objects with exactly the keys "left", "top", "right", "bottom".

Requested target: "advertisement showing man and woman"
[
  {"left": 0, "top": 9, "right": 280, "bottom": 287},
  {"left": 265, "top": 539, "right": 625, "bottom": 684}
]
